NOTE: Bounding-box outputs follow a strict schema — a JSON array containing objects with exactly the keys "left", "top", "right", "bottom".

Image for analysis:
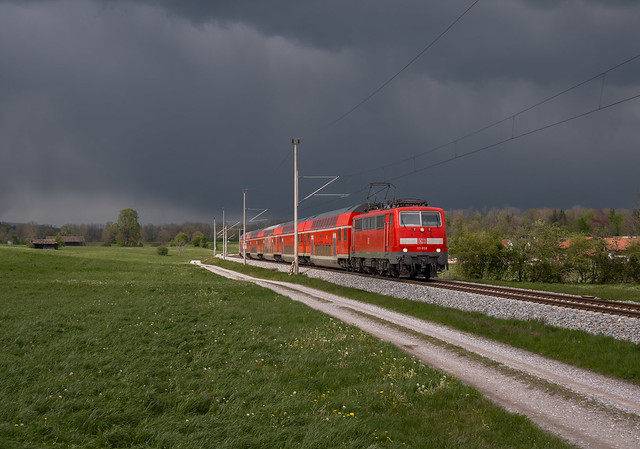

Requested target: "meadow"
[
  {"left": 0, "top": 245, "right": 573, "bottom": 448},
  {"left": 208, "top": 257, "right": 640, "bottom": 384}
]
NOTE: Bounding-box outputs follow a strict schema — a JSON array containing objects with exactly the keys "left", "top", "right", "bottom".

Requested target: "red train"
[{"left": 241, "top": 199, "right": 448, "bottom": 278}]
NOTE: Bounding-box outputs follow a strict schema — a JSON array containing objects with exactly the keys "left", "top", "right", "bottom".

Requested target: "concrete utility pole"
[
  {"left": 292, "top": 138, "right": 300, "bottom": 274},
  {"left": 222, "top": 209, "right": 226, "bottom": 260},
  {"left": 243, "top": 190, "right": 247, "bottom": 265},
  {"left": 213, "top": 218, "right": 216, "bottom": 257}
]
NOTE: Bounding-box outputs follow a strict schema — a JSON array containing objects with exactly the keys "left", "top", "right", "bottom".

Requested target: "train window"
[
  {"left": 343, "top": 228, "right": 347, "bottom": 241},
  {"left": 399, "top": 211, "right": 442, "bottom": 227},
  {"left": 421, "top": 212, "right": 442, "bottom": 227},
  {"left": 354, "top": 218, "right": 362, "bottom": 231},
  {"left": 376, "top": 215, "right": 385, "bottom": 229},
  {"left": 399, "top": 212, "right": 421, "bottom": 226}
]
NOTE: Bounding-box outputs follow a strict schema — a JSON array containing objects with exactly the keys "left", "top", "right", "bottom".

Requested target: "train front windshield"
[{"left": 399, "top": 211, "right": 442, "bottom": 227}]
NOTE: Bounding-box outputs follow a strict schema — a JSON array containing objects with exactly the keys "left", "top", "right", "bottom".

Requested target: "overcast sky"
[{"left": 1, "top": 0, "right": 639, "bottom": 226}]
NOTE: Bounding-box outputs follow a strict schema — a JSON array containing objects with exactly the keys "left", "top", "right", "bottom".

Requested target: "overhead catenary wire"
[
  {"left": 271, "top": 10, "right": 639, "bottom": 217},
  {"left": 300, "top": 82, "right": 640, "bottom": 213},
  {"left": 321, "top": 0, "right": 482, "bottom": 131},
  {"left": 393, "top": 92, "right": 640, "bottom": 178},
  {"left": 266, "top": 2, "right": 483, "bottom": 214},
  {"left": 346, "top": 50, "right": 640, "bottom": 180}
]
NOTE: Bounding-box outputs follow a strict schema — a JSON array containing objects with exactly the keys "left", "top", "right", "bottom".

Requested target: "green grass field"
[
  {"left": 0, "top": 246, "right": 573, "bottom": 448},
  {"left": 207, "top": 258, "right": 640, "bottom": 384}
]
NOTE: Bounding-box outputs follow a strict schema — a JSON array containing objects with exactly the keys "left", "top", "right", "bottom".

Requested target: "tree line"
[
  {"left": 0, "top": 208, "right": 248, "bottom": 248},
  {"left": 447, "top": 206, "right": 640, "bottom": 284},
  {"left": 446, "top": 206, "right": 640, "bottom": 239},
  {"left": 4, "top": 205, "right": 640, "bottom": 283}
]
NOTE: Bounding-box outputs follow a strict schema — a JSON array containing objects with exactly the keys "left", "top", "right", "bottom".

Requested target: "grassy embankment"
[
  {"left": 0, "top": 245, "right": 572, "bottom": 448},
  {"left": 205, "top": 257, "right": 640, "bottom": 384}
]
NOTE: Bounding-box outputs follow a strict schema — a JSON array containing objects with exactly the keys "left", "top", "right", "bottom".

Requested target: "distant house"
[
  {"left": 603, "top": 236, "right": 640, "bottom": 254},
  {"left": 44, "top": 235, "right": 86, "bottom": 246},
  {"left": 31, "top": 238, "right": 58, "bottom": 250},
  {"left": 61, "top": 236, "right": 86, "bottom": 246},
  {"left": 32, "top": 235, "right": 87, "bottom": 249}
]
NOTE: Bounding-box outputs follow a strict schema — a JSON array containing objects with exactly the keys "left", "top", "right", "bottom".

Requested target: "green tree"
[
  {"left": 528, "top": 221, "right": 569, "bottom": 282},
  {"left": 450, "top": 229, "right": 506, "bottom": 280},
  {"left": 503, "top": 238, "right": 528, "bottom": 282},
  {"left": 60, "top": 224, "right": 79, "bottom": 236},
  {"left": 608, "top": 209, "right": 624, "bottom": 236},
  {"left": 191, "top": 231, "right": 208, "bottom": 247},
  {"left": 116, "top": 209, "right": 142, "bottom": 247},
  {"left": 565, "top": 233, "right": 593, "bottom": 283},
  {"left": 55, "top": 233, "right": 65, "bottom": 248},
  {"left": 575, "top": 211, "right": 594, "bottom": 234},
  {"left": 102, "top": 221, "right": 117, "bottom": 245},
  {"left": 623, "top": 243, "right": 640, "bottom": 283},
  {"left": 173, "top": 232, "right": 189, "bottom": 256}
]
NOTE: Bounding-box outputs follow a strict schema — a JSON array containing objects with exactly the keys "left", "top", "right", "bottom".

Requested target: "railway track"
[
  {"left": 426, "top": 279, "right": 640, "bottom": 319},
  {"left": 233, "top": 255, "right": 640, "bottom": 319}
]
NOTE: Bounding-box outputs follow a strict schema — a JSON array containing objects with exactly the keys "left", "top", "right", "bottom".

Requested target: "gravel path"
[
  {"left": 251, "top": 260, "right": 640, "bottom": 343},
  {"left": 193, "top": 259, "right": 640, "bottom": 449}
]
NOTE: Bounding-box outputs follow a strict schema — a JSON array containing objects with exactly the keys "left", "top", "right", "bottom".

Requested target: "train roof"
[
  {"left": 301, "top": 203, "right": 369, "bottom": 222},
  {"left": 242, "top": 199, "right": 435, "bottom": 236},
  {"left": 243, "top": 203, "right": 368, "bottom": 236}
]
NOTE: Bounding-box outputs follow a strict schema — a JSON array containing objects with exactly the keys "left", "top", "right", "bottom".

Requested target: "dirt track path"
[{"left": 192, "top": 261, "right": 640, "bottom": 449}]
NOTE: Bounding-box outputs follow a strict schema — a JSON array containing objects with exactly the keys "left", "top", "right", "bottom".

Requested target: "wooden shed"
[{"left": 31, "top": 238, "right": 59, "bottom": 250}]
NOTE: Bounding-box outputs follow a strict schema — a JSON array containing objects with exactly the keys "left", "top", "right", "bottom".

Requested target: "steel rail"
[{"left": 427, "top": 279, "right": 640, "bottom": 319}]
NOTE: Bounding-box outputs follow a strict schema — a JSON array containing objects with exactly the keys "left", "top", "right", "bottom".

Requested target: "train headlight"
[
  {"left": 420, "top": 227, "right": 424, "bottom": 232},
  {"left": 436, "top": 248, "right": 441, "bottom": 252},
  {"left": 402, "top": 248, "right": 408, "bottom": 253}
]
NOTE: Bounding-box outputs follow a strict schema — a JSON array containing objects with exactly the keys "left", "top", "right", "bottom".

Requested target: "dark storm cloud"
[{"left": 0, "top": 0, "right": 639, "bottom": 226}]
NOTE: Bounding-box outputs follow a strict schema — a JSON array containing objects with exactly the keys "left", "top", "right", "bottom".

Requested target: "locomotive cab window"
[
  {"left": 400, "top": 211, "right": 442, "bottom": 227},
  {"left": 421, "top": 212, "right": 441, "bottom": 227},
  {"left": 399, "top": 212, "right": 421, "bottom": 226}
]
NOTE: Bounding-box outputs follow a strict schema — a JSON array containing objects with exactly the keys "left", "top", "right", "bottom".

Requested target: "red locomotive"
[{"left": 241, "top": 199, "right": 448, "bottom": 278}]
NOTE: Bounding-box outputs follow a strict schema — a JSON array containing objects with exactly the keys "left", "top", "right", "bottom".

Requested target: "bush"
[
  {"left": 450, "top": 230, "right": 506, "bottom": 279},
  {"left": 157, "top": 246, "right": 168, "bottom": 256}
]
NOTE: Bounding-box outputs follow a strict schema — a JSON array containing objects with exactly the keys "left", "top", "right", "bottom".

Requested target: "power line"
[
  {"left": 322, "top": 0, "right": 482, "bottom": 130},
  {"left": 390, "top": 91, "right": 640, "bottom": 183},
  {"left": 296, "top": 54, "right": 640, "bottom": 215},
  {"left": 348, "top": 50, "right": 640, "bottom": 179}
]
